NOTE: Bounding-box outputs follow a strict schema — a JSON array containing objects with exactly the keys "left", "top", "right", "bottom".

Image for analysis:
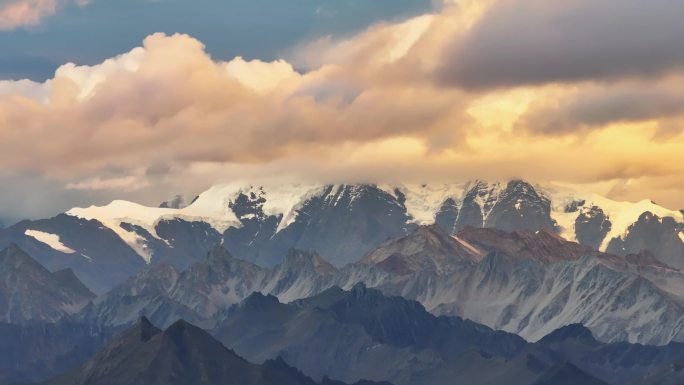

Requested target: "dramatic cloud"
[
  {"left": 0, "top": 31, "right": 468, "bottom": 177},
  {"left": 0, "top": 0, "right": 86, "bottom": 30},
  {"left": 0, "top": 0, "right": 683, "bottom": 219},
  {"left": 439, "top": 0, "right": 684, "bottom": 90}
]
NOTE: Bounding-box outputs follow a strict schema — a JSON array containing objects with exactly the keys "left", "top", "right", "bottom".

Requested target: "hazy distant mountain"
[
  {"left": 213, "top": 284, "right": 528, "bottom": 385},
  {"left": 41, "top": 317, "right": 391, "bottom": 385},
  {"left": 211, "top": 285, "right": 625, "bottom": 385},
  {"left": 1, "top": 180, "right": 680, "bottom": 294},
  {"left": 537, "top": 324, "right": 684, "bottom": 385},
  {"left": 4, "top": 287, "right": 682, "bottom": 385},
  {"left": 215, "top": 287, "right": 684, "bottom": 385},
  {"left": 0, "top": 320, "right": 114, "bottom": 385},
  {"left": 75, "top": 262, "right": 209, "bottom": 329},
  {"left": 0, "top": 244, "right": 94, "bottom": 324},
  {"left": 631, "top": 361, "right": 684, "bottom": 385}
]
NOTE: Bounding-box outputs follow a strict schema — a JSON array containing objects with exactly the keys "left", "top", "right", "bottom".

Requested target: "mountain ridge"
[
  {"left": 1, "top": 180, "right": 681, "bottom": 295},
  {"left": 40, "top": 316, "right": 392, "bottom": 385}
]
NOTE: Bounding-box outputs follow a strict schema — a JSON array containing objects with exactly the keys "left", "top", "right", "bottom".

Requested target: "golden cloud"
[{"left": 0, "top": 0, "right": 683, "bottom": 210}]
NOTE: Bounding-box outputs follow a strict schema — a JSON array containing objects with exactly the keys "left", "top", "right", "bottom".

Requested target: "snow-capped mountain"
[{"left": 0, "top": 180, "right": 682, "bottom": 293}]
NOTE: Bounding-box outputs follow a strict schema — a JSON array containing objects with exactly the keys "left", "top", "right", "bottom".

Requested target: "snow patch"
[
  {"left": 265, "top": 184, "right": 327, "bottom": 231},
  {"left": 542, "top": 185, "right": 684, "bottom": 251},
  {"left": 464, "top": 181, "right": 506, "bottom": 225},
  {"left": 24, "top": 229, "right": 76, "bottom": 254},
  {"left": 66, "top": 182, "right": 326, "bottom": 261},
  {"left": 198, "top": 182, "right": 326, "bottom": 232},
  {"left": 380, "top": 183, "right": 465, "bottom": 224}
]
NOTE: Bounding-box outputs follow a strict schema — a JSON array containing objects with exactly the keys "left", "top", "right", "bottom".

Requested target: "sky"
[{"left": 0, "top": 0, "right": 683, "bottom": 223}]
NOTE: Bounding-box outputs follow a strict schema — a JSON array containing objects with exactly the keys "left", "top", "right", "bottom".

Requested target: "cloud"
[
  {"left": 66, "top": 174, "right": 150, "bottom": 192},
  {"left": 515, "top": 76, "right": 684, "bottom": 136},
  {"left": 0, "top": 0, "right": 683, "bottom": 217},
  {"left": 0, "top": 32, "right": 467, "bottom": 178},
  {"left": 438, "top": 0, "right": 684, "bottom": 90},
  {"left": 0, "top": 0, "right": 86, "bottom": 30},
  {"left": 0, "top": 0, "right": 56, "bottom": 30}
]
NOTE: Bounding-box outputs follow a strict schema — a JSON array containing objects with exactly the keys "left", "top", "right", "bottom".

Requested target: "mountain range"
[
  {"left": 9, "top": 282, "right": 684, "bottom": 385},
  {"left": 212, "top": 285, "right": 684, "bottom": 385},
  {"left": 0, "top": 180, "right": 681, "bottom": 294},
  {"left": 2, "top": 245, "right": 684, "bottom": 385},
  {"left": 69, "top": 224, "right": 684, "bottom": 345},
  {"left": 1, "top": 179, "right": 684, "bottom": 385}
]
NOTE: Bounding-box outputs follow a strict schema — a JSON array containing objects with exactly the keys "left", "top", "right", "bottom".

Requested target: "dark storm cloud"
[{"left": 438, "top": 0, "right": 684, "bottom": 90}]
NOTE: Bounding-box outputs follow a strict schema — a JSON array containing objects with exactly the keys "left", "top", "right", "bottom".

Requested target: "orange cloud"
[{"left": 0, "top": 1, "right": 683, "bottom": 211}]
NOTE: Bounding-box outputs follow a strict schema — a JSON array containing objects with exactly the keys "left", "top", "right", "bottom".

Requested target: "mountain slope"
[
  {"left": 537, "top": 324, "right": 684, "bottom": 384},
  {"left": 0, "top": 244, "right": 95, "bottom": 323},
  {"left": 0, "top": 214, "right": 147, "bottom": 294},
  {"left": 361, "top": 224, "right": 483, "bottom": 275},
  {"left": 80, "top": 226, "right": 684, "bottom": 345},
  {"left": 75, "top": 262, "right": 208, "bottom": 329},
  {"left": 347, "top": 226, "right": 684, "bottom": 345},
  {"left": 42, "top": 317, "right": 388, "bottom": 385},
  {"left": 631, "top": 361, "right": 684, "bottom": 385}
]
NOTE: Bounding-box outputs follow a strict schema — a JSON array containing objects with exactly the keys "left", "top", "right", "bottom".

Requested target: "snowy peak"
[
  {"left": 546, "top": 189, "right": 684, "bottom": 247},
  {"left": 14, "top": 179, "right": 680, "bottom": 284},
  {"left": 380, "top": 183, "right": 465, "bottom": 224}
]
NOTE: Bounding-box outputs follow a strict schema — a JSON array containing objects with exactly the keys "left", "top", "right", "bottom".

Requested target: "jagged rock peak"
[
  {"left": 206, "top": 244, "right": 238, "bottom": 262},
  {"left": 283, "top": 249, "right": 338, "bottom": 274},
  {"left": 539, "top": 324, "right": 597, "bottom": 344},
  {"left": 133, "top": 316, "right": 162, "bottom": 342},
  {"left": 350, "top": 282, "right": 369, "bottom": 296},
  {"left": 0, "top": 243, "right": 37, "bottom": 265},
  {"left": 239, "top": 291, "right": 282, "bottom": 309},
  {"left": 0, "top": 243, "right": 64, "bottom": 278}
]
